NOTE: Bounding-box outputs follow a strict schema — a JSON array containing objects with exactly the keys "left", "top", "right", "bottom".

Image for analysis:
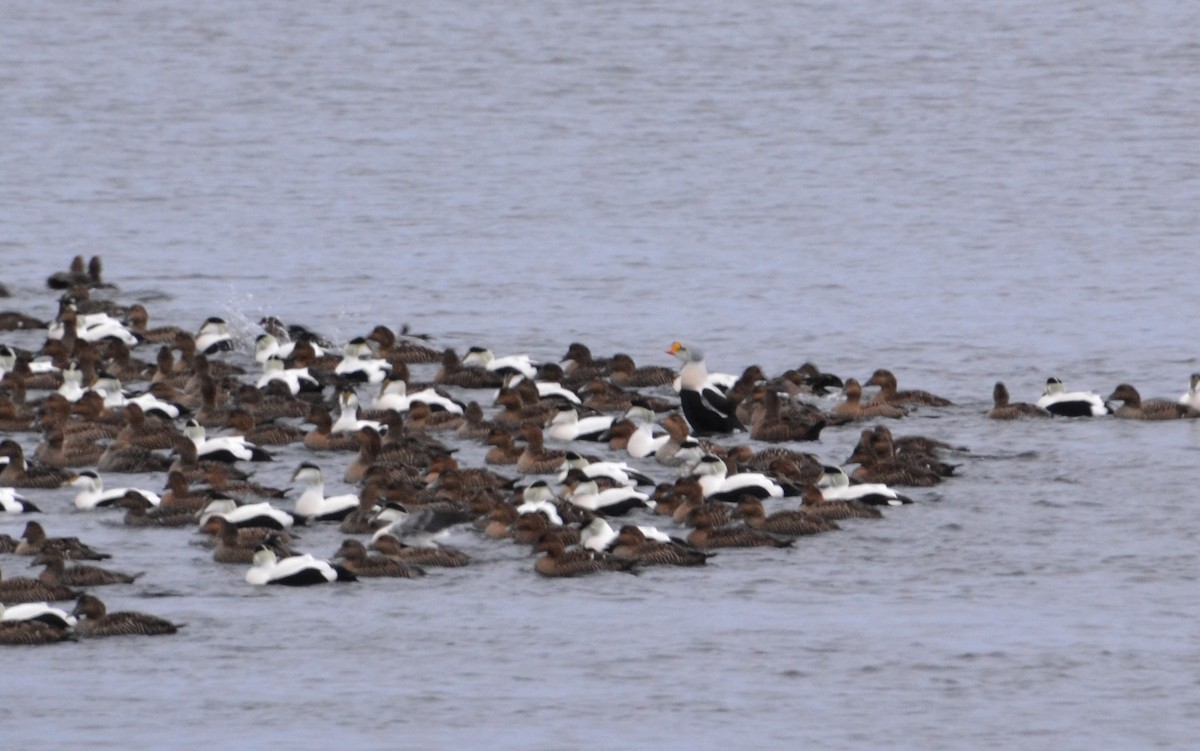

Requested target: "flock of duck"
[{"left": 1, "top": 255, "right": 1196, "bottom": 645}]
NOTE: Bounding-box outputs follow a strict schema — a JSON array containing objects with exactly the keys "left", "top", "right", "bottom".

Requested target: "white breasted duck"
[
  {"left": 256, "top": 355, "right": 321, "bottom": 396},
  {"left": 66, "top": 470, "right": 161, "bottom": 511},
  {"left": 555, "top": 452, "right": 655, "bottom": 487},
  {"left": 184, "top": 419, "right": 273, "bottom": 463},
  {"left": 1, "top": 601, "right": 77, "bottom": 629},
  {"left": 566, "top": 479, "right": 651, "bottom": 516},
  {"left": 372, "top": 375, "right": 465, "bottom": 415},
  {"left": 816, "top": 465, "right": 913, "bottom": 506},
  {"left": 290, "top": 463, "right": 360, "bottom": 522},
  {"left": 198, "top": 497, "right": 295, "bottom": 530},
  {"left": 0, "top": 487, "right": 40, "bottom": 513},
  {"left": 245, "top": 548, "right": 355, "bottom": 586},
  {"left": 545, "top": 404, "right": 614, "bottom": 442},
  {"left": 1036, "top": 377, "right": 1110, "bottom": 417},
  {"left": 666, "top": 342, "right": 744, "bottom": 435},
  {"left": 691, "top": 454, "right": 785, "bottom": 502},
  {"left": 461, "top": 346, "right": 538, "bottom": 380},
  {"left": 194, "top": 317, "right": 235, "bottom": 355},
  {"left": 1179, "top": 374, "right": 1200, "bottom": 411},
  {"left": 334, "top": 337, "right": 393, "bottom": 383}
]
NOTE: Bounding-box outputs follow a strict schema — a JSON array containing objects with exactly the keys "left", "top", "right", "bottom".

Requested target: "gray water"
[{"left": 2, "top": 1, "right": 1199, "bottom": 748}]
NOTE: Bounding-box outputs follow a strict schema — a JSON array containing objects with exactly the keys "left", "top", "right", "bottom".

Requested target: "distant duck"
[
  {"left": 290, "top": 463, "right": 360, "bottom": 522},
  {"left": 372, "top": 376, "right": 464, "bottom": 415},
  {"left": 303, "top": 405, "right": 361, "bottom": 452},
  {"left": 46, "top": 255, "right": 90, "bottom": 289},
  {"left": 516, "top": 423, "right": 568, "bottom": 475},
  {"left": 67, "top": 470, "right": 161, "bottom": 511},
  {"left": 692, "top": 454, "right": 785, "bottom": 502},
  {"left": 844, "top": 428, "right": 945, "bottom": 487},
  {"left": 125, "top": 304, "right": 185, "bottom": 344},
  {"left": 34, "top": 552, "right": 143, "bottom": 587},
  {"left": 772, "top": 362, "right": 845, "bottom": 397},
  {"left": 864, "top": 369, "right": 953, "bottom": 407},
  {"left": 331, "top": 388, "right": 384, "bottom": 434},
  {"left": 609, "top": 525, "right": 712, "bottom": 566},
  {"left": 49, "top": 306, "right": 139, "bottom": 346},
  {"left": 515, "top": 481, "right": 565, "bottom": 526},
  {"left": 816, "top": 466, "right": 912, "bottom": 506},
  {"left": 116, "top": 491, "right": 191, "bottom": 527},
  {"left": 202, "top": 518, "right": 296, "bottom": 565},
  {"left": 733, "top": 498, "right": 839, "bottom": 537},
  {"left": 462, "top": 346, "right": 537, "bottom": 380},
  {"left": 370, "top": 534, "right": 471, "bottom": 568},
  {"left": 245, "top": 548, "right": 355, "bottom": 586},
  {"left": 0, "top": 565, "right": 82, "bottom": 603},
  {"left": 565, "top": 479, "right": 651, "bottom": 517},
  {"left": 435, "top": 348, "right": 505, "bottom": 389},
  {"left": 546, "top": 405, "right": 615, "bottom": 442},
  {"left": 16, "top": 521, "right": 110, "bottom": 560},
  {"left": 56, "top": 362, "right": 87, "bottom": 403},
  {"left": 608, "top": 353, "right": 675, "bottom": 388},
  {"left": 685, "top": 513, "right": 794, "bottom": 550},
  {"left": 1106, "top": 383, "right": 1199, "bottom": 420},
  {"left": 194, "top": 317, "right": 235, "bottom": 355},
  {"left": 987, "top": 382, "right": 1051, "bottom": 419},
  {"left": 580, "top": 517, "right": 674, "bottom": 553},
  {"left": 560, "top": 342, "right": 612, "bottom": 380},
  {"left": 1036, "top": 377, "right": 1110, "bottom": 417},
  {"left": 334, "top": 337, "right": 393, "bottom": 383},
  {"left": 622, "top": 405, "right": 670, "bottom": 459},
  {"left": 254, "top": 333, "right": 297, "bottom": 364},
  {"left": 360, "top": 324, "right": 439, "bottom": 364},
  {"left": 556, "top": 453, "right": 655, "bottom": 487},
  {"left": 71, "top": 594, "right": 181, "bottom": 636},
  {"left": 1179, "top": 374, "right": 1200, "bottom": 411},
  {"left": 256, "top": 355, "right": 321, "bottom": 396},
  {"left": 832, "top": 378, "right": 908, "bottom": 420},
  {"left": 198, "top": 497, "right": 295, "bottom": 530},
  {"left": 184, "top": 419, "right": 273, "bottom": 463},
  {"left": 227, "top": 408, "right": 305, "bottom": 447},
  {"left": 746, "top": 387, "right": 826, "bottom": 442},
  {"left": 666, "top": 342, "right": 744, "bottom": 435},
  {"left": 0, "top": 440, "right": 73, "bottom": 488},
  {"left": 533, "top": 537, "right": 637, "bottom": 577},
  {"left": 332, "top": 539, "right": 425, "bottom": 579},
  {"left": 799, "top": 484, "right": 885, "bottom": 520}
]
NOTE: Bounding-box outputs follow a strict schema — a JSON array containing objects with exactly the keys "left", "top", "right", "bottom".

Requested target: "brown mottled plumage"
[
  {"left": 72, "top": 595, "right": 180, "bottom": 637},
  {"left": 1106, "top": 383, "right": 1198, "bottom": 420},
  {"left": 865, "top": 369, "right": 953, "bottom": 407},
  {"left": 34, "top": 552, "right": 143, "bottom": 587},
  {"left": 988, "top": 382, "right": 1051, "bottom": 420},
  {"left": 333, "top": 539, "right": 425, "bottom": 578}
]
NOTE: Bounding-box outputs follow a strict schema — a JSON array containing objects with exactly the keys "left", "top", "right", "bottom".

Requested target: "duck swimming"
[
  {"left": 1106, "top": 383, "right": 1199, "bottom": 420},
  {"left": 66, "top": 470, "right": 161, "bottom": 511},
  {"left": 988, "top": 382, "right": 1051, "bottom": 420},
  {"left": 244, "top": 548, "right": 355, "bottom": 586},
  {"left": 290, "top": 463, "right": 361, "bottom": 522},
  {"left": 1036, "top": 377, "right": 1110, "bottom": 417},
  {"left": 71, "top": 594, "right": 181, "bottom": 636},
  {"left": 666, "top": 342, "right": 744, "bottom": 435},
  {"left": 864, "top": 369, "right": 953, "bottom": 407}
]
